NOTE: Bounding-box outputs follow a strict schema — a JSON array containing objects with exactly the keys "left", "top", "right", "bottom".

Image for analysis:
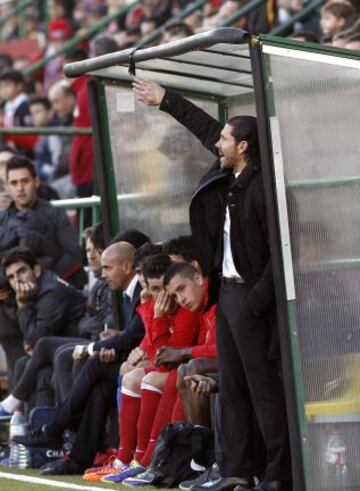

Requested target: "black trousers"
[
  {"left": 216, "top": 283, "right": 291, "bottom": 482},
  {"left": 51, "top": 357, "right": 120, "bottom": 467},
  {"left": 13, "top": 355, "right": 54, "bottom": 410},
  {"left": 13, "top": 336, "right": 84, "bottom": 401},
  {"left": 53, "top": 342, "right": 88, "bottom": 403}
]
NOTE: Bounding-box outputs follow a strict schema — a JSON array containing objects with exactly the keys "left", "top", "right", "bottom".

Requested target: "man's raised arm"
[{"left": 133, "top": 78, "right": 222, "bottom": 156}]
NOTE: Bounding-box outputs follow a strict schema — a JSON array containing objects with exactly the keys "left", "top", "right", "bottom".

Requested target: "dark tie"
[{"left": 123, "top": 293, "right": 132, "bottom": 324}]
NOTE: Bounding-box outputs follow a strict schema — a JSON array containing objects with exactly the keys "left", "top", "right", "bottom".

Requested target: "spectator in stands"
[
  {"left": 0, "top": 146, "right": 59, "bottom": 208},
  {"left": 43, "top": 18, "right": 74, "bottom": 92},
  {"left": 0, "top": 70, "right": 31, "bottom": 128},
  {"left": 29, "top": 96, "right": 63, "bottom": 185},
  {"left": 133, "top": 77, "right": 292, "bottom": 491},
  {"left": 201, "top": 0, "right": 247, "bottom": 31},
  {"left": 14, "top": 241, "right": 145, "bottom": 475},
  {"left": 48, "top": 80, "right": 75, "bottom": 127},
  {"left": 89, "top": 35, "right": 119, "bottom": 57},
  {"left": 0, "top": 246, "right": 86, "bottom": 418},
  {"left": 320, "top": 1, "right": 355, "bottom": 41},
  {"left": 0, "top": 147, "right": 13, "bottom": 210},
  {"left": 162, "top": 21, "right": 194, "bottom": 43},
  {"left": 140, "top": 17, "right": 158, "bottom": 38},
  {"left": 0, "top": 155, "right": 84, "bottom": 387},
  {"left": 0, "top": 224, "right": 111, "bottom": 413},
  {"left": 65, "top": 49, "right": 94, "bottom": 200},
  {"left": 0, "top": 53, "right": 13, "bottom": 73},
  {"left": 48, "top": 80, "right": 76, "bottom": 197}
]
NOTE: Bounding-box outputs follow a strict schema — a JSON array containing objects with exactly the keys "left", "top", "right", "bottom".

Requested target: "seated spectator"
[
  {"left": 89, "top": 35, "right": 119, "bottom": 58},
  {"left": 0, "top": 146, "right": 59, "bottom": 208},
  {"left": 29, "top": 96, "right": 63, "bottom": 185},
  {"left": 0, "top": 246, "right": 86, "bottom": 419},
  {"left": 0, "top": 69, "right": 31, "bottom": 128},
  {"left": 201, "top": 0, "right": 247, "bottom": 31},
  {"left": 0, "top": 156, "right": 85, "bottom": 385},
  {"left": 320, "top": 1, "right": 355, "bottom": 42},
  {"left": 0, "top": 69, "right": 36, "bottom": 154},
  {"left": 43, "top": 18, "right": 74, "bottom": 93},
  {"left": 48, "top": 80, "right": 77, "bottom": 198},
  {"left": 161, "top": 21, "right": 194, "bottom": 44},
  {"left": 65, "top": 49, "right": 94, "bottom": 200},
  {"left": 0, "top": 224, "right": 111, "bottom": 413},
  {"left": 140, "top": 16, "right": 158, "bottom": 39}
]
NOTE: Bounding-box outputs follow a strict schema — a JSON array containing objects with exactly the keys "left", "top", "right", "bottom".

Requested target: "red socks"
[
  {"left": 140, "top": 369, "right": 178, "bottom": 467},
  {"left": 134, "top": 385, "right": 162, "bottom": 462},
  {"left": 117, "top": 391, "right": 141, "bottom": 464}
]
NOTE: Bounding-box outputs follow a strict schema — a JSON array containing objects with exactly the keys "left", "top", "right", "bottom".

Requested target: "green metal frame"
[
  {"left": 24, "top": 1, "right": 139, "bottom": 77},
  {"left": 251, "top": 34, "right": 360, "bottom": 490},
  {"left": 0, "top": 127, "right": 92, "bottom": 136}
]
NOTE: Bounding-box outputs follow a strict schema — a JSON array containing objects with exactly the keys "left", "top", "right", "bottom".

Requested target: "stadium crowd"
[
  {"left": 0, "top": 1, "right": 358, "bottom": 491},
  {"left": 0, "top": 0, "right": 358, "bottom": 203}
]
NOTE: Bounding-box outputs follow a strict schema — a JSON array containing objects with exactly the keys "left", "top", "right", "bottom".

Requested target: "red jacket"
[
  {"left": 190, "top": 281, "right": 217, "bottom": 359},
  {"left": 137, "top": 299, "right": 200, "bottom": 365},
  {"left": 191, "top": 303, "right": 217, "bottom": 358},
  {"left": 69, "top": 76, "right": 93, "bottom": 186}
]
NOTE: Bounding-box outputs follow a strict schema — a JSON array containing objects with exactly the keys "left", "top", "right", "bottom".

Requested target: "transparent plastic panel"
[
  {"left": 266, "top": 50, "right": 360, "bottom": 490},
  {"left": 104, "top": 85, "right": 217, "bottom": 242}
]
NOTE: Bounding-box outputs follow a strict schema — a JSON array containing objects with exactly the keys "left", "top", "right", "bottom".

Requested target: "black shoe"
[
  {"left": 12, "top": 425, "right": 63, "bottom": 449},
  {"left": 254, "top": 481, "right": 292, "bottom": 491},
  {"left": 193, "top": 476, "right": 255, "bottom": 491},
  {"left": 179, "top": 464, "right": 220, "bottom": 490},
  {"left": 40, "top": 457, "right": 85, "bottom": 475}
]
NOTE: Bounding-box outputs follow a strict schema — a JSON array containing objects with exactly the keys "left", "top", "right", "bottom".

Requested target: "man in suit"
[
  {"left": 132, "top": 78, "right": 291, "bottom": 491},
  {"left": 14, "top": 241, "right": 145, "bottom": 474}
]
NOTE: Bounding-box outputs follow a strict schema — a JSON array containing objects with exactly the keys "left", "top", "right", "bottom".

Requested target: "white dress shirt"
[{"left": 222, "top": 171, "right": 243, "bottom": 278}]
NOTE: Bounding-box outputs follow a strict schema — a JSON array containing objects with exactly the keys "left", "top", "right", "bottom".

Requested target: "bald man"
[{"left": 14, "top": 241, "right": 145, "bottom": 475}]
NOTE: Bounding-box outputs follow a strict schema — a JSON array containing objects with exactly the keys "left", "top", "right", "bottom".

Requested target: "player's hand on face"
[
  {"left": 15, "top": 281, "right": 37, "bottom": 306},
  {"left": 132, "top": 77, "right": 165, "bottom": 106},
  {"left": 154, "top": 290, "right": 172, "bottom": 318}
]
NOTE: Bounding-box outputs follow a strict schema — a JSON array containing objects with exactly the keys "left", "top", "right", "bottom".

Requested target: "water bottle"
[
  {"left": 326, "top": 431, "right": 348, "bottom": 489},
  {"left": 9, "top": 411, "right": 29, "bottom": 468}
]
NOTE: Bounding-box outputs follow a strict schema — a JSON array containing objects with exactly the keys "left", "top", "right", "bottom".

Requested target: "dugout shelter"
[{"left": 65, "top": 29, "right": 360, "bottom": 490}]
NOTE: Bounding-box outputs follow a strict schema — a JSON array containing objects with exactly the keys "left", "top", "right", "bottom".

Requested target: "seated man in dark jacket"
[
  {"left": 0, "top": 246, "right": 86, "bottom": 417},
  {"left": 0, "top": 225, "right": 112, "bottom": 414},
  {"left": 0, "top": 155, "right": 85, "bottom": 387}
]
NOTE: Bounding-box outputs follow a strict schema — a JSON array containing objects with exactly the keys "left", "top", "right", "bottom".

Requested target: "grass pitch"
[{"left": 0, "top": 465, "right": 160, "bottom": 491}]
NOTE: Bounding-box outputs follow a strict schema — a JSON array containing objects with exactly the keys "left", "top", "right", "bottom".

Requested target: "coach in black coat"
[{"left": 133, "top": 79, "right": 292, "bottom": 489}]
